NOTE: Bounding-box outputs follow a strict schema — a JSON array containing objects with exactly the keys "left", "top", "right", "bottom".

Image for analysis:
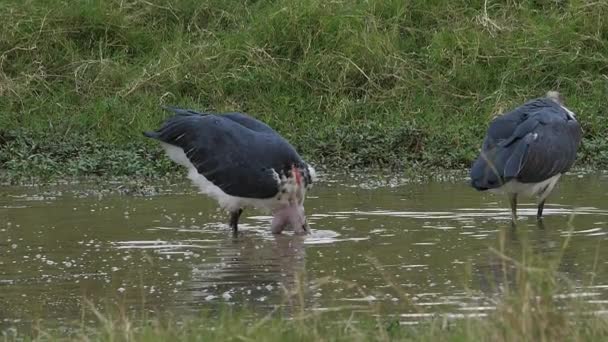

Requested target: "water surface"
[{"left": 2, "top": 171, "right": 608, "bottom": 329}]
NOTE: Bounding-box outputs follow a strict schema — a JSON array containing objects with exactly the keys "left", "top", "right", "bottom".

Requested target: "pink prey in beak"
[
  {"left": 271, "top": 204, "right": 308, "bottom": 235},
  {"left": 270, "top": 165, "right": 309, "bottom": 235}
]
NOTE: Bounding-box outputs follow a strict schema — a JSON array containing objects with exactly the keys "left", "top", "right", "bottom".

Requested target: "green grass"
[
  {"left": 5, "top": 223, "right": 608, "bottom": 341},
  {"left": 1, "top": 0, "right": 608, "bottom": 181}
]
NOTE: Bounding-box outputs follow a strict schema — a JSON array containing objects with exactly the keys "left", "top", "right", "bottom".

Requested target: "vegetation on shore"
[{"left": 1, "top": 0, "right": 607, "bottom": 182}]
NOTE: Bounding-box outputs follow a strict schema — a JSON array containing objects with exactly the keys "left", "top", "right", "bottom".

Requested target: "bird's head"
[
  {"left": 271, "top": 166, "right": 309, "bottom": 234},
  {"left": 546, "top": 90, "right": 565, "bottom": 105},
  {"left": 547, "top": 90, "right": 577, "bottom": 121}
]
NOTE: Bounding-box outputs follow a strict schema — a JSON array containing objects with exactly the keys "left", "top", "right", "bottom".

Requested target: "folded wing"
[
  {"left": 145, "top": 111, "right": 306, "bottom": 199},
  {"left": 470, "top": 98, "right": 582, "bottom": 190}
]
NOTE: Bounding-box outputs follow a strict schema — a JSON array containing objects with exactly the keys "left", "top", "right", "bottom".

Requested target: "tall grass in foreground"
[
  {"left": 1, "top": 0, "right": 608, "bottom": 180},
  {"left": 6, "top": 219, "right": 608, "bottom": 341}
]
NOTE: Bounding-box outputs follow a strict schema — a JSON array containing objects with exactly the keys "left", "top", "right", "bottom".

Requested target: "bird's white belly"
[
  {"left": 161, "top": 143, "right": 292, "bottom": 213},
  {"left": 489, "top": 174, "right": 561, "bottom": 200}
]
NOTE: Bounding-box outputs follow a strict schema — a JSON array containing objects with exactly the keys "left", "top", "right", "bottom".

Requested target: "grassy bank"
[
  {"left": 1, "top": 0, "right": 607, "bottom": 181},
  {"left": 5, "top": 227, "right": 608, "bottom": 341},
  {"left": 13, "top": 308, "right": 608, "bottom": 342}
]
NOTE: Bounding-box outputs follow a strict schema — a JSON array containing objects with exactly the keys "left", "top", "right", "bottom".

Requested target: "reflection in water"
[
  {"left": 1, "top": 171, "right": 608, "bottom": 329},
  {"left": 177, "top": 232, "right": 309, "bottom": 311}
]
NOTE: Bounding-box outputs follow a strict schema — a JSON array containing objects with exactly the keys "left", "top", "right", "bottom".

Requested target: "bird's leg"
[
  {"left": 537, "top": 199, "right": 546, "bottom": 220},
  {"left": 229, "top": 209, "right": 243, "bottom": 235},
  {"left": 536, "top": 218, "right": 546, "bottom": 230},
  {"left": 508, "top": 193, "right": 518, "bottom": 223}
]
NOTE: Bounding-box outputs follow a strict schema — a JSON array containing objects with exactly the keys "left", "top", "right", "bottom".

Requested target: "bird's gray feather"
[
  {"left": 145, "top": 110, "right": 309, "bottom": 199},
  {"left": 470, "top": 97, "right": 582, "bottom": 190}
]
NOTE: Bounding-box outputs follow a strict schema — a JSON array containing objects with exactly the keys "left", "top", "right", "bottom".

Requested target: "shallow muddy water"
[{"left": 2, "top": 171, "right": 608, "bottom": 329}]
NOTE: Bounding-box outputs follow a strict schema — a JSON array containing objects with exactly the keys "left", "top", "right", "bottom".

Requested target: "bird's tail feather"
[
  {"left": 144, "top": 106, "right": 209, "bottom": 143},
  {"left": 162, "top": 106, "right": 207, "bottom": 117},
  {"left": 143, "top": 112, "right": 202, "bottom": 145},
  {"left": 143, "top": 131, "right": 159, "bottom": 139}
]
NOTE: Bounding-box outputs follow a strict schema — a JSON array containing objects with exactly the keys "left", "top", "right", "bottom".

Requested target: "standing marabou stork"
[
  {"left": 470, "top": 91, "right": 582, "bottom": 222},
  {"left": 144, "top": 107, "right": 316, "bottom": 235}
]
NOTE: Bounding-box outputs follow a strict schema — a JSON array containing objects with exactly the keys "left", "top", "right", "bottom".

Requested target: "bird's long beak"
[
  {"left": 291, "top": 165, "right": 305, "bottom": 205},
  {"left": 298, "top": 220, "right": 310, "bottom": 235}
]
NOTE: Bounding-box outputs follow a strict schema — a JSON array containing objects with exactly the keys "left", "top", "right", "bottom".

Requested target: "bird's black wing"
[
  {"left": 221, "top": 113, "right": 279, "bottom": 134},
  {"left": 144, "top": 112, "right": 305, "bottom": 199},
  {"left": 482, "top": 98, "right": 555, "bottom": 149},
  {"left": 513, "top": 117, "right": 581, "bottom": 183},
  {"left": 161, "top": 107, "right": 276, "bottom": 134},
  {"left": 220, "top": 113, "right": 316, "bottom": 187},
  {"left": 162, "top": 106, "right": 209, "bottom": 117},
  {"left": 470, "top": 98, "right": 581, "bottom": 189}
]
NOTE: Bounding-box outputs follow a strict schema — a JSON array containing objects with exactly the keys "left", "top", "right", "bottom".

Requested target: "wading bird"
[
  {"left": 470, "top": 91, "right": 582, "bottom": 222},
  {"left": 144, "top": 107, "right": 315, "bottom": 235}
]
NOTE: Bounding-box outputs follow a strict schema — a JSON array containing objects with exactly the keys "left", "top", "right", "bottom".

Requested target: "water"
[{"left": 2, "top": 171, "right": 608, "bottom": 329}]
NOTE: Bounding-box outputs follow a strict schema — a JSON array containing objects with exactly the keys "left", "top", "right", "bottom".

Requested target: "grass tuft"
[{"left": 1, "top": 0, "right": 608, "bottom": 180}]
